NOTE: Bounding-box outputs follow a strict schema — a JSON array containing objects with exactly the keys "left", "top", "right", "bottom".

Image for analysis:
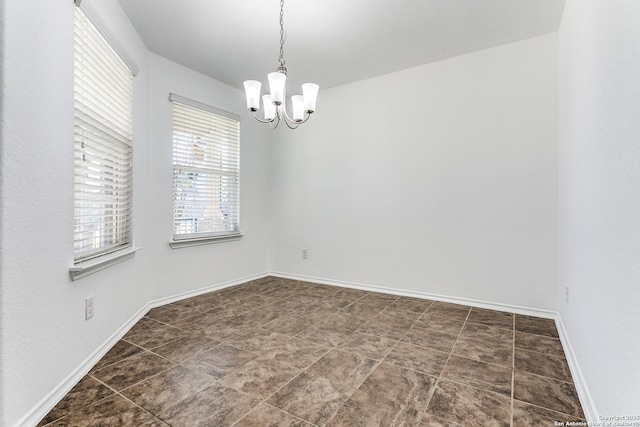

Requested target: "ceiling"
[{"left": 117, "top": 0, "right": 566, "bottom": 91}]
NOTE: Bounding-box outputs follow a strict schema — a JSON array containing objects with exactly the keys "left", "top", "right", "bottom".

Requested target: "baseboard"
[
  {"left": 555, "top": 314, "right": 599, "bottom": 423},
  {"left": 21, "top": 270, "right": 586, "bottom": 427},
  {"left": 271, "top": 271, "right": 557, "bottom": 319},
  {"left": 16, "top": 304, "right": 149, "bottom": 427},
  {"left": 275, "top": 272, "right": 600, "bottom": 418},
  {"left": 275, "top": 273, "right": 599, "bottom": 421},
  {"left": 147, "top": 271, "right": 271, "bottom": 309},
  {"left": 19, "top": 271, "right": 270, "bottom": 427}
]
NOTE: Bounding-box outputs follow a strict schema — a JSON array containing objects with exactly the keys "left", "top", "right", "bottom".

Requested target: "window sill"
[
  {"left": 69, "top": 247, "right": 142, "bottom": 281},
  {"left": 169, "top": 233, "right": 243, "bottom": 249}
]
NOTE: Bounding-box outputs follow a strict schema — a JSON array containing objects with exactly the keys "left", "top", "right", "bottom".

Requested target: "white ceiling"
[{"left": 117, "top": 0, "right": 565, "bottom": 91}]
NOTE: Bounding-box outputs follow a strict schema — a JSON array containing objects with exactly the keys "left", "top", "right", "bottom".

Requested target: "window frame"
[
  {"left": 70, "top": 1, "right": 140, "bottom": 280},
  {"left": 168, "top": 93, "right": 242, "bottom": 249}
]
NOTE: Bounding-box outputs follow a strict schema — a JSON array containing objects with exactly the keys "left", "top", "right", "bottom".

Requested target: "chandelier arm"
[
  {"left": 252, "top": 111, "right": 276, "bottom": 124},
  {"left": 282, "top": 117, "right": 299, "bottom": 130},
  {"left": 281, "top": 103, "right": 294, "bottom": 123},
  {"left": 281, "top": 113, "right": 311, "bottom": 130},
  {"left": 281, "top": 104, "right": 312, "bottom": 126},
  {"left": 270, "top": 116, "right": 281, "bottom": 129},
  {"left": 244, "top": 0, "right": 317, "bottom": 130},
  {"left": 251, "top": 110, "right": 282, "bottom": 128},
  {"left": 297, "top": 112, "right": 312, "bottom": 124}
]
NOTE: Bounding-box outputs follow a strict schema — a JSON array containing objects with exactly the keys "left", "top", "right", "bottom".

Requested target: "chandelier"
[{"left": 243, "top": 0, "right": 319, "bottom": 129}]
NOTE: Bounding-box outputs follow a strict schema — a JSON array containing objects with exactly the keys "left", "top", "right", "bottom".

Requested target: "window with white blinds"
[
  {"left": 171, "top": 95, "right": 240, "bottom": 241},
  {"left": 73, "top": 6, "right": 134, "bottom": 262}
]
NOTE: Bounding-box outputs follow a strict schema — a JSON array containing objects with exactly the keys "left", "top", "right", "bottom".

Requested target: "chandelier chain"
[
  {"left": 243, "top": 0, "right": 318, "bottom": 129},
  {"left": 278, "top": 0, "right": 286, "bottom": 68}
]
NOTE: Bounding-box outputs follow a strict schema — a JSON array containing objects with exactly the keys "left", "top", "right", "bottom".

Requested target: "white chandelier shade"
[
  {"left": 302, "top": 83, "right": 320, "bottom": 112},
  {"left": 243, "top": 78, "right": 319, "bottom": 127},
  {"left": 242, "top": 0, "right": 319, "bottom": 129}
]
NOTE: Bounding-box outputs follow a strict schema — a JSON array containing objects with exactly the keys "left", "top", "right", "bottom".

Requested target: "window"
[
  {"left": 170, "top": 94, "right": 241, "bottom": 245},
  {"left": 73, "top": 5, "right": 134, "bottom": 264}
]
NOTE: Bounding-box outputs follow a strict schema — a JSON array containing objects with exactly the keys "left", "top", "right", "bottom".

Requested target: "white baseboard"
[
  {"left": 278, "top": 272, "right": 599, "bottom": 419},
  {"left": 147, "top": 271, "right": 270, "bottom": 309},
  {"left": 555, "top": 314, "right": 599, "bottom": 423},
  {"left": 19, "top": 271, "right": 270, "bottom": 427},
  {"left": 271, "top": 271, "right": 557, "bottom": 319},
  {"left": 21, "top": 270, "right": 594, "bottom": 426},
  {"left": 16, "top": 305, "right": 149, "bottom": 427}
]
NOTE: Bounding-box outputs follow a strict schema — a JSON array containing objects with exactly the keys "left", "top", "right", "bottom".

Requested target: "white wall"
[
  {"left": 558, "top": 0, "right": 640, "bottom": 418},
  {"left": 0, "top": 2, "right": 7, "bottom": 424},
  {"left": 270, "top": 34, "right": 559, "bottom": 311},
  {"left": 8, "top": 0, "right": 640, "bottom": 423},
  {"left": 144, "top": 53, "right": 272, "bottom": 300},
  {"left": 0, "top": 1, "right": 270, "bottom": 426}
]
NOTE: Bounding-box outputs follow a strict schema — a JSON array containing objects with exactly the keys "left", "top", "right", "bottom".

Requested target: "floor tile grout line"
[
  {"left": 91, "top": 350, "right": 179, "bottom": 400},
  {"left": 161, "top": 302, "right": 559, "bottom": 421},
  {"left": 464, "top": 319, "right": 514, "bottom": 332},
  {"left": 92, "top": 342, "right": 147, "bottom": 372},
  {"left": 512, "top": 367, "right": 581, "bottom": 385},
  {"left": 364, "top": 304, "right": 519, "bottom": 410},
  {"left": 424, "top": 306, "right": 476, "bottom": 423},
  {"left": 229, "top": 401, "right": 320, "bottom": 427},
  {"left": 438, "top": 307, "right": 472, "bottom": 373},
  {"left": 424, "top": 376, "right": 512, "bottom": 401},
  {"left": 43, "top": 278, "right": 584, "bottom": 426},
  {"left": 375, "top": 302, "right": 432, "bottom": 358},
  {"left": 50, "top": 372, "right": 171, "bottom": 425},
  {"left": 270, "top": 300, "right": 426, "bottom": 426},
  {"left": 37, "top": 376, "right": 120, "bottom": 427},
  {"left": 432, "top": 348, "right": 514, "bottom": 370},
  {"left": 255, "top": 373, "right": 323, "bottom": 426},
  {"left": 87, "top": 373, "right": 121, "bottom": 395},
  {"left": 357, "top": 301, "right": 442, "bottom": 417},
  {"left": 112, "top": 390, "right": 166, "bottom": 424},
  {"left": 511, "top": 397, "right": 588, "bottom": 421},
  {"left": 255, "top": 359, "right": 343, "bottom": 426},
  {"left": 334, "top": 332, "right": 401, "bottom": 361},
  {"left": 221, "top": 321, "right": 340, "bottom": 425},
  {"left": 513, "top": 342, "right": 565, "bottom": 356},
  {"left": 218, "top": 285, "right": 570, "bottom": 422},
  {"left": 123, "top": 336, "right": 185, "bottom": 354}
]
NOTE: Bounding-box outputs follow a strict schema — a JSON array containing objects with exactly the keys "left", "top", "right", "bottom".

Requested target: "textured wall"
[
  {"left": 558, "top": 0, "right": 640, "bottom": 418},
  {"left": 1, "top": 2, "right": 79, "bottom": 424},
  {"left": 270, "top": 34, "right": 559, "bottom": 311},
  {"left": 143, "top": 53, "right": 272, "bottom": 301},
  {"left": 8, "top": 0, "right": 640, "bottom": 423},
  {"left": 0, "top": 1, "right": 270, "bottom": 425},
  {"left": 0, "top": 0, "right": 7, "bottom": 423}
]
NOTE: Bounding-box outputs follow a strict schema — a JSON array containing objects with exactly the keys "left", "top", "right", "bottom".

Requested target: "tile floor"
[{"left": 39, "top": 277, "right": 585, "bottom": 426}]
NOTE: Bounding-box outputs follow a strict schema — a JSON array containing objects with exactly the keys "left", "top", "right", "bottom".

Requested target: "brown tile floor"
[{"left": 39, "top": 277, "right": 586, "bottom": 426}]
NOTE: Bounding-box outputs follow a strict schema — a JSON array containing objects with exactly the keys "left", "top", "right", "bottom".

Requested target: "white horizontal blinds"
[
  {"left": 74, "top": 7, "right": 134, "bottom": 262},
  {"left": 172, "top": 101, "right": 240, "bottom": 240}
]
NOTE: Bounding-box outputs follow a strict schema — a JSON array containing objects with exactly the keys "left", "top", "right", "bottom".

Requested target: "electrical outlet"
[
  {"left": 85, "top": 296, "right": 95, "bottom": 320},
  {"left": 302, "top": 248, "right": 308, "bottom": 259}
]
